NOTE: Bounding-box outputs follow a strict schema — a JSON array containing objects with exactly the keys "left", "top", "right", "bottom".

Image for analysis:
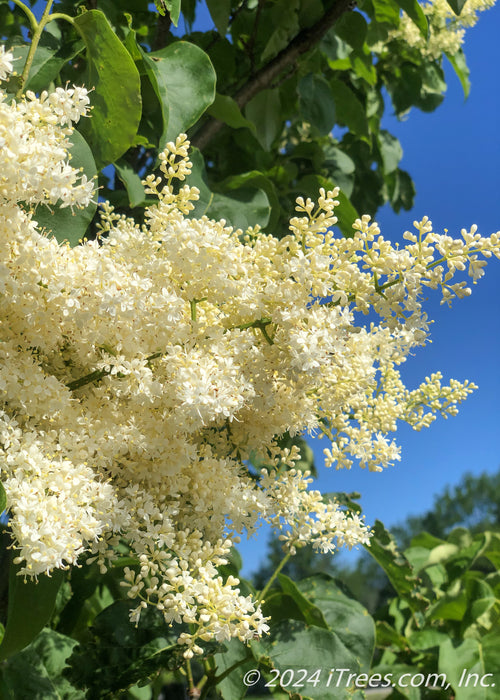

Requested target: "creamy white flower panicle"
[
  {"left": 386, "top": 0, "right": 496, "bottom": 60},
  {"left": 1, "top": 70, "right": 500, "bottom": 657},
  {"left": 0, "top": 74, "right": 92, "bottom": 207}
]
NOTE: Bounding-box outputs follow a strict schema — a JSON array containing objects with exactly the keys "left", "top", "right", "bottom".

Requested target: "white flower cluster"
[
  {"left": 0, "top": 46, "right": 13, "bottom": 81},
  {"left": 1, "top": 65, "right": 499, "bottom": 655},
  {"left": 388, "top": 0, "right": 496, "bottom": 60},
  {"left": 0, "top": 52, "right": 92, "bottom": 208}
]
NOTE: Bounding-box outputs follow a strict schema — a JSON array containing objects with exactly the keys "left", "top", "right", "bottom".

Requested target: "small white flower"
[{"left": 0, "top": 45, "right": 14, "bottom": 81}]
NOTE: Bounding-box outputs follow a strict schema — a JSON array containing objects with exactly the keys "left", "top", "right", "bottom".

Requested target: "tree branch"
[
  {"left": 152, "top": 11, "right": 172, "bottom": 51},
  {"left": 191, "top": 0, "right": 354, "bottom": 151}
]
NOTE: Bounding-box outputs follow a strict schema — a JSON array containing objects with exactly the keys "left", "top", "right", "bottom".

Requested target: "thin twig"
[{"left": 16, "top": 0, "right": 55, "bottom": 98}]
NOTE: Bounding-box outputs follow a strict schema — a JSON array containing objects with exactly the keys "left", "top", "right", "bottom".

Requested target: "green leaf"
[
  {"left": 298, "top": 74, "right": 336, "bottom": 136},
  {"left": 137, "top": 53, "right": 170, "bottom": 151},
  {"left": 154, "top": 0, "right": 181, "bottom": 24},
  {"left": 163, "top": 0, "right": 181, "bottom": 25},
  {"left": 376, "top": 620, "right": 409, "bottom": 650},
  {"left": 146, "top": 42, "right": 216, "bottom": 149},
  {"left": 350, "top": 52, "right": 377, "bottom": 86},
  {"left": 299, "top": 0, "right": 325, "bottom": 26},
  {"left": 251, "top": 618, "right": 366, "bottom": 699},
  {"left": 262, "top": 592, "right": 307, "bottom": 625},
  {"left": 296, "top": 574, "right": 375, "bottom": 673},
  {"left": 321, "top": 30, "right": 352, "bottom": 62},
  {"left": 407, "top": 629, "right": 449, "bottom": 650},
  {"left": 185, "top": 147, "right": 214, "bottom": 217},
  {"left": 365, "top": 521, "right": 428, "bottom": 613},
  {"left": 207, "top": 0, "right": 231, "bottom": 35},
  {"left": 0, "top": 482, "right": 6, "bottom": 515},
  {"left": 445, "top": 0, "right": 468, "bottom": 15},
  {"left": 386, "top": 168, "right": 415, "bottom": 212},
  {"left": 261, "top": 0, "right": 300, "bottom": 62},
  {"left": 334, "top": 12, "right": 368, "bottom": 50},
  {"left": 405, "top": 543, "right": 457, "bottom": 571},
  {"left": 385, "top": 63, "right": 423, "bottom": 115},
  {"left": 427, "top": 581, "right": 468, "bottom": 621},
  {"left": 370, "top": 663, "right": 429, "bottom": 698},
  {"left": 439, "top": 635, "right": 500, "bottom": 699},
  {"left": 334, "top": 190, "right": 359, "bottom": 239},
  {"left": 277, "top": 574, "right": 329, "bottom": 629},
  {"left": 214, "top": 639, "right": 254, "bottom": 700},
  {"left": 410, "top": 531, "right": 446, "bottom": 549},
  {"left": 330, "top": 80, "right": 369, "bottom": 139},
  {"left": 446, "top": 48, "right": 471, "bottom": 99},
  {"left": 56, "top": 561, "right": 108, "bottom": 637},
  {"left": 188, "top": 149, "right": 270, "bottom": 228},
  {"left": 409, "top": 62, "right": 446, "bottom": 112},
  {"left": 369, "top": 0, "right": 401, "bottom": 26},
  {"left": 0, "top": 556, "right": 64, "bottom": 662},
  {"left": 445, "top": 532, "right": 490, "bottom": 581},
  {"left": 31, "top": 130, "right": 97, "bottom": 247},
  {"left": 378, "top": 130, "right": 403, "bottom": 173},
  {"left": 207, "top": 93, "right": 257, "bottom": 134},
  {"left": 395, "top": 0, "right": 429, "bottom": 37},
  {"left": 74, "top": 10, "right": 142, "bottom": 168},
  {"left": 209, "top": 188, "right": 270, "bottom": 230},
  {"left": 245, "top": 89, "right": 283, "bottom": 151},
  {"left": 66, "top": 600, "right": 209, "bottom": 696},
  {"left": 115, "top": 159, "right": 147, "bottom": 207},
  {"left": 0, "top": 629, "right": 83, "bottom": 700},
  {"left": 221, "top": 170, "right": 280, "bottom": 233},
  {"left": 9, "top": 38, "right": 84, "bottom": 95},
  {"left": 323, "top": 145, "right": 355, "bottom": 198},
  {"left": 483, "top": 533, "right": 500, "bottom": 570},
  {"left": 464, "top": 577, "right": 496, "bottom": 625}
]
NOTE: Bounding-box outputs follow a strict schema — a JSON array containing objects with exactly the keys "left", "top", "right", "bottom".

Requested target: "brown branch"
[
  {"left": 191, "top": 0, "right": 354, "bottom": 151},
  {"left": 153, "top": 12, "right": 172, "bottom": 51}
]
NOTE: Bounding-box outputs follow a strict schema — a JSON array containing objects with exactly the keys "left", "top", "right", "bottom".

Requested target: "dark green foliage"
[
  {"left": 0, "top": 553, "right": 64, "bottom": 662},
  {"left": 0, "top": 0, "right": 457, "bottom": 240},
  {"left": 65, "top": 601, "right": 197, "bottom": 698},
  {"left": 0, "top": 628, "right": 83, "bottom": 700}
]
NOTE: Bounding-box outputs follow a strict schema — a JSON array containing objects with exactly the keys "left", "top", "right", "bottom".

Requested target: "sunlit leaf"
[{"left": 74, "top": 10, "right": 142, "bottom": 168}]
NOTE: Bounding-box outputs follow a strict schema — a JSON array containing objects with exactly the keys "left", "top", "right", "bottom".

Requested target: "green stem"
[
  {"left": 258, "top": 322, "right": 274, "bottom": 346},
  {"left": 232, "top": 318, "right": 275, "bottom": 345},
  {"left": 66, "top": 368, "right": 110, "bottom": 392},
  {"left": 46, "top": 12, "right": 76, "bottom": 26},
  {"left": 16, "top": 0, "right": 55, "bottom": 98},
  {"left": 11, "top": 0, "right": 37, "bottom": 33},
  {"left": 257, "top": 550, "right": 292, "bottom": 603},
  {"left": 185, "top": 658, "right": 195, "bottom": 695},
  {"left": 66, "top": 351, "right": 162, "bottom": 392},
  {"left": 234, "top": 317, "right": 272, "bottom": 331},
  {"left": 190, "top": 299, "right": 197, "bottom": 322}
]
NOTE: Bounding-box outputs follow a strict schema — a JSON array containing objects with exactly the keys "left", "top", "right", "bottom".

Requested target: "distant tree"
[{"left": 391, "top": 468, "right": 500, "bottom": 547}]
